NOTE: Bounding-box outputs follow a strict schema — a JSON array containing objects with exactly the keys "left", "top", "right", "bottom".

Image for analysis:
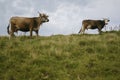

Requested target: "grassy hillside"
[{"left": 0, "top": 31, "right": 120, "bottom": 80}]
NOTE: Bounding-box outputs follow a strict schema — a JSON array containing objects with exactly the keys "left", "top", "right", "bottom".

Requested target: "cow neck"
[
  {"left": 103, "top": 20, "right": 107, "bottom": 25},
  {"left": 36, "top": 17, "right": 43, "bottom": 26}
]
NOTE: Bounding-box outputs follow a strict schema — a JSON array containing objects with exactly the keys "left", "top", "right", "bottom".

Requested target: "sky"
[{"left": 0, "top": 0, "right": 120, "bottom": 36}]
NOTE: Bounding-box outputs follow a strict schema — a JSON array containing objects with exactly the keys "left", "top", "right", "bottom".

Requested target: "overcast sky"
[{"left": 0, "top": 0, "right": 120, "bottom": 36}]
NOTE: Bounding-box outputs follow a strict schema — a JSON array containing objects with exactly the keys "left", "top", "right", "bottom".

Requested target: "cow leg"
[
  {"left": 98, "top": 27, "right": 102, "bottom": 34},
  {"left": 35, "top": 30, "right": 39, "bottom": 37},
  {"left": 9, "top": 30, "right": 15, "bottom": 39},
  {"left": 81, "top": 26, "right": 85, "bottom": 34},
  {"left": 82, "top": 28, "right": 85, "bottom": 34},
  {"left": 10, "top": 23, "right": 16, "bottom": 37},
  {"left": 30, "top": 28, "right": 33, "bottom": 37}
]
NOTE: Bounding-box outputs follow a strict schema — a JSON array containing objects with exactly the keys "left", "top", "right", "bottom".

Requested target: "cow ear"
[
  {"left": 38, "top": 11, "right": 41, "bottom": 17},
  {"left": 39, "top": 13, "right": 43, "bottom": 17}
]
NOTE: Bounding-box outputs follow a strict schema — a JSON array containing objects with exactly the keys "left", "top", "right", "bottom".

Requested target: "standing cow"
[
  {"left": 78, "top": 18, "right": 110, "bottom": 34},
  {"left": 7, "top": 12, "right": 49, "bottom": 37}
]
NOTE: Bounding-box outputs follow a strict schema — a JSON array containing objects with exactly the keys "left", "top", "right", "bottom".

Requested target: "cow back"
[{"left": 82, "top": 20, "right": 105, "bottom": 29}]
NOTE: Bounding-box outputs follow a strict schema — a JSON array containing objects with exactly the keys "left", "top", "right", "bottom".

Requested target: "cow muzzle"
[
  {"left": 105, "top": 23, "right": 108, "bottom": 25},
  {"left": 46, "top": 19, "right": 49, "bottom": 22}
]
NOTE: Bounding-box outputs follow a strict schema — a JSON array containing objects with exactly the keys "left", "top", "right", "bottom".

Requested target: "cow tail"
[
  {"left": 7, "top": 24, "right": 10, "bottom": 34},
  {"left": 78, "top": 27, "right": 82, "bottom": 33}
]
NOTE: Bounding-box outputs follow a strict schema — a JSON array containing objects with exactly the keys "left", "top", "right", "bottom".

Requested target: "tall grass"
[{"left": 0, "top": 31, "right": 120, "bottom": 80}]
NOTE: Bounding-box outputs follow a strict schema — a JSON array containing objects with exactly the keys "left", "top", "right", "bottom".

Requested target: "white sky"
[{"left": 0, "top": 0, "right": 120, "bottom": 36}]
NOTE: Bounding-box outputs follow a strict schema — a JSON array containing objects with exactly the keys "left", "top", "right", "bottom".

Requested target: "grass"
[{"left": 0, "top": 31, "right": 120, "bottom": 80}]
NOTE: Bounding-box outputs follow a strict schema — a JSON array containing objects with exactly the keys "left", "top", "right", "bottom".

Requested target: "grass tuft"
[{"left": 0, "top": 31, "right": 120, "bottom": 80}]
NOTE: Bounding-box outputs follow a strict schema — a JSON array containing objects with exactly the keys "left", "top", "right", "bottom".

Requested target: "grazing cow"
[
  {"left": 7, "top": 12, "right": 49, "bottom": 37},
  {"left": 78, "top": 18, "right": 110, "bottom": 34}
]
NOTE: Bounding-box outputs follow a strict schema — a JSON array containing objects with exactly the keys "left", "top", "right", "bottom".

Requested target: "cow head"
[
  {"left": 39, "top": 13, "right": 49, "bottom": 22},
  {"left": 103, "top": 18, "right": 110, "bottom": 25}
]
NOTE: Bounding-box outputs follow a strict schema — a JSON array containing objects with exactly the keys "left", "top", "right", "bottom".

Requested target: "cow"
[
  {"left": 78, "top": 18, "right": 110, "bottom": 34},
  {"left": 7, "top": 12, "right": 49, "bottom": 38}
]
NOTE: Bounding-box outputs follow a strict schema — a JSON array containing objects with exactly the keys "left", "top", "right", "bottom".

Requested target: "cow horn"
[
  {"left": 103, "top": 18, "right": 109, "bottom": 20},
  {"left": 40, "top": 14, "right": 44, "bottom": 17},
  {"left": 38, "top": 12, "right": 42, "bottom": 17}
]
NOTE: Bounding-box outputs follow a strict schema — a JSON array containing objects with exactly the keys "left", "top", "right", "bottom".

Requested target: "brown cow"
[
  {"left": 78, "top": 18, "right": 110, "bottom": 34},
  {"left": 7, "top": 13, "right": 49, "bottom": 37}
]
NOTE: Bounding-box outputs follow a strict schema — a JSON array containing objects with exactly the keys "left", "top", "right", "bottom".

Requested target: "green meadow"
[{"left": 0, "top": 31, "right": 120, "bottom": 80}]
